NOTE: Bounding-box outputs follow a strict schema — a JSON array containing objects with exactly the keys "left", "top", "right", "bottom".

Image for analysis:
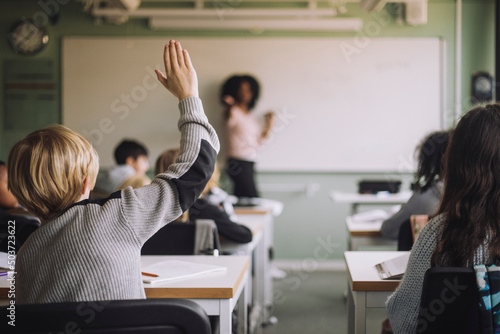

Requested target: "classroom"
[{"left": 0, "top": 0, "right": 497, "bottom": 333}]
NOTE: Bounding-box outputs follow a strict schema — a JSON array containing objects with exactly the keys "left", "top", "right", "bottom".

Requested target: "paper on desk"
[
  {"left": 142, "top": 260, "right": 226, "bottom": 284},
  {"left": 351, "top": 209, "right": 390, "bottom": 223},
  {"left": 0, "top": 252, "right": 15, "bottom": 268}
]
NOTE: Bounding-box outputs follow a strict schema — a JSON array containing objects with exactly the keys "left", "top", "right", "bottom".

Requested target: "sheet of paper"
[
  {"left": 142, "top": 260, "right": 226, "bottom": 284},
  {"left": 351, "top": 209, "right": 390, "bottom": 222}
]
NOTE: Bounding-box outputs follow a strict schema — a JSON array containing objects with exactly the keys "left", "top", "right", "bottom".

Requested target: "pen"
[
  {"left": 0, "top": 272, "right": 13, "bottom": 277},
  {"left": 141, "top": 271, "right": 159, "bottom": 277}
]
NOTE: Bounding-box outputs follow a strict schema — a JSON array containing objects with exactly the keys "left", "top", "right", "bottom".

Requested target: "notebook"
[
  {"left": 141, "top": 260, "right": 226, "bottom": 284},
  {"left": 375, "top": 252, "right": 410, "bottom": 280}
]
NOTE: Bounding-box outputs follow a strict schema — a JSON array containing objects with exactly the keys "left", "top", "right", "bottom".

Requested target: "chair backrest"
[
  {"left": 417, "top": 267, "right": 480, "bottom": 334},
  {"left": 397, "top": 218, "right": 413, "bottom": 251},
  {"left": 0, "top": 209, "right": 40, "bottom": 253},
  {"left": 1, "top": 298, "right": 211, "bottom": 334},
  {"left": 141, "top": 221, "right": 220, "bottom": 255}
]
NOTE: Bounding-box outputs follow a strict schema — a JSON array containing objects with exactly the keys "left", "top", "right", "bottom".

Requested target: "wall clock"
[
  {"left": 9, "top": 20, "right": 49, "bottom": 55},
  {"left": 471, "top": 72, "right": 493, "bottom": 104}
]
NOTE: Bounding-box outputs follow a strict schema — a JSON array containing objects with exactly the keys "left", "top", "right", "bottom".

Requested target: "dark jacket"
[{"left": 189, "top": 198, "right": 253, "bottom": 243}]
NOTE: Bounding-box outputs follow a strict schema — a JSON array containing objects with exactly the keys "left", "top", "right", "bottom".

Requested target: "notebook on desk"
[
  {"left": 375, "top": 252, "right": 410, "bottom": 280},
  {"left": 141, "top": 260, "right": 226, "bottom": 284}
]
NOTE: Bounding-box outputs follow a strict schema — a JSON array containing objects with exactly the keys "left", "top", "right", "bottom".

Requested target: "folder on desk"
[
  {"left": 142, "top": 260, "right": 226, "bottom": 284},
  {"left": 375, "top": 252, "right": 410, "bottom": 280}
]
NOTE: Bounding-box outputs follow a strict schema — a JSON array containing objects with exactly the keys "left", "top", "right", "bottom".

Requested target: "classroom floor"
[{"left": 262, "top": 269, "right": 387, "bottom": 334}]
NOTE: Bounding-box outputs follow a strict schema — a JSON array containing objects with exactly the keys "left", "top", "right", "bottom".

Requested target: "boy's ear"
[
  {"left": 82, "top": 176, "right": 91, "bottom": 195},
  {"left": 125, "top": 156, "right": 135, "bottom": 166}
]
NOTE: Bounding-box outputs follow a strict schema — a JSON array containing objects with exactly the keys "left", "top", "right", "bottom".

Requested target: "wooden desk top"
[
  {"left": 0, "top": 256, "right": 250, "bottom": 300},
  {"left": 234, "top": 198, "right": 283, "bottom": 216},
  {"left": 234, "top": 207, "right": 272, "bottom": 215},
  {"left": 143, "top": 256, "right": 250, "bottom": 299},
  {"left": 236, "top": 219, "right": 264, "bottom": 236},
  {"left": 345, "top": 216, "right": 383, "bottom": 237},
  {"left": 220, "top": 219, "right": 264, "bottom": 253},
  {"left": 345, "top": 251, "right": 408, "bottom": 292}
]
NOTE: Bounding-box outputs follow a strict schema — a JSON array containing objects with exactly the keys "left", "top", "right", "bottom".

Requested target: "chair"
[
  {"left": 397, "top": 218, "right": 413, "bottom": 251},
  {"left": 142, "top": 221, "right": 220, "bottom": 255},
  {"left": 417, "top": 267, "right": 480, "bottom": 334},
  {"left": 0, "top": 209, "right": 40, "bottom": 253},
  {"left": 1, "top": 298, "right": 211, "bottom": 334}
]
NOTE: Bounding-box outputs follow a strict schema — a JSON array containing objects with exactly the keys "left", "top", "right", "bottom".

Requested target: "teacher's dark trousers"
[{"left": 226, "top": 158, "right": 260, "bottom": 198}]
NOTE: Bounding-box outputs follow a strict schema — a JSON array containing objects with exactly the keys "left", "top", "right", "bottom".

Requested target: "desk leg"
[
  {"left": 237, "top": 278, "right": 249, "bottom": 334},
  {"left": 220, "top": 299, "right": 232, "bottom": 334},
  {"left": 249, "top": 228, "right": 266, "bottom": 333},
  {"left": 354, "top": 291, "right": 366, "bottom": 334},
  {"left": 351, "top": 203, "right": 359, "bottom": 216},
  {"left": 347, "top": 282, "right": 354, "bottom": 334},
  {"left": 263, "top": 214, "right": 274, "bottom": 324}
]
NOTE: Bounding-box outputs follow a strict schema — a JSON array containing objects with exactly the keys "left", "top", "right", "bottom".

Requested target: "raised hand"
[{"left": 155, "top": 40, "right": 199, "bottom": 101}]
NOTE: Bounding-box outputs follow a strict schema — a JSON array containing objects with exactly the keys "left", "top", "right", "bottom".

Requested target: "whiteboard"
[{"left": 62, "top": 37, "right": 444, "bottom": 172}]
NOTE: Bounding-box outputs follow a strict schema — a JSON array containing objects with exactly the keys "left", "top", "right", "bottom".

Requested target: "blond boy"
[{"left": 8, "top": 40, "right": 219, "bottom": 304}]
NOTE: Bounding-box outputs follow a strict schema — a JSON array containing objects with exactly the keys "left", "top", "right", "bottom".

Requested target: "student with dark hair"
[
  {"left": 380, "top": 130, "right": 450, "bottom": 239},
  {"left": 221, "top": 74, "right": 274, "bottom": 198},
  {"left": 93, "top": 139, "right": 151, "bottom": 196},
  {"left": 386, "top": 104, "right": 500, "bottom": 333},
  {"left": 114, "top": 139, "right": 149, "bottom": 165}
]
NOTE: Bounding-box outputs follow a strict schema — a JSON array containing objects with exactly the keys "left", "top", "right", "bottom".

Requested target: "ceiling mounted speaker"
[{"left": 405, "top": 0, "right": 427, "bottom": 25}]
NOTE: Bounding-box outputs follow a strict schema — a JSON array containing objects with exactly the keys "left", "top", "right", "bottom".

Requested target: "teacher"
[{"left": 221, "top": 74, "right": 274, "bottom": 198}]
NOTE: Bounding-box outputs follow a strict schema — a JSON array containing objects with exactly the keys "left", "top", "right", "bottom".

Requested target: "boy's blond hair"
[
  {"left": 8, "top": 124, "right": 99, "bottom": 221},
  {"left": 155, "top": 148, "right": 190, "bottom": 222},
  {"left": 155, "top": 147, "right": 219, "bottom": 196}
]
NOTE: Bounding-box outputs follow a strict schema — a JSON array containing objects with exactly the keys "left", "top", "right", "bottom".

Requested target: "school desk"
[
  {"left": 221, "top": 218, "right": 265, "bottom": 333},
  {"left": 0, "top": 255, "right": 250, "bottom": 334},
  {"left": 234, "top": 198, "right": 283, "bottom": 326},
  {"left": 344, "top": 251, "right": 408, "bottom": 334},
  {"left": 330, "top": 191, "right": 412, "bottom": 215},
  {"left": 345, "top": 216, "right": 397, "bottom": 251}
]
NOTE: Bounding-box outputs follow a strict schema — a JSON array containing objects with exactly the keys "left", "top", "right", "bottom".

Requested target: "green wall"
[{"left": 0, "top": 0, "right": 495, "bottom": 260}]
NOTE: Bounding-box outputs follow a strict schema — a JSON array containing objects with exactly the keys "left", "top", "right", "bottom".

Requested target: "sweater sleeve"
[
  {"left": 380, "top": 187, "right": 440, "bottom": 240},
  {"left": 380, "top": 192, "right": 421, "bottom": 240},
  {"left": 386, "top": 215, "right": 443, "bottom": 334},
  {"left": 120, "top": 97, "right": 220, "bottom": 243}
]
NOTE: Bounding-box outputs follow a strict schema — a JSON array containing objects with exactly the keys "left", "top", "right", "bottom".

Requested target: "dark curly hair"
[
  {"left": 220, "top": 74, "right": 260, "bottom": 119},
  {"left": 412, "top": 131, "right": 450, "bottom": 193}
]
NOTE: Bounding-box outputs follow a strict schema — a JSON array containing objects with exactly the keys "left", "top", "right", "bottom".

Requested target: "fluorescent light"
[
  {"left": 92, "top": 8, "right": 341, "bottom": 18},
  {"left": 149, "top": 17, "right": 363, "bottom": 31}
]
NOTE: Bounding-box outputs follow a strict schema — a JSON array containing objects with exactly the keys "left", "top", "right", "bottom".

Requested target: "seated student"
[
  {"left": 93, "top": 139, "right": 151, "bottom": 196},
  {"left": 380, "top": 131, "right": 450, "bottom": 240},
  {"left": 0, "top": 161, "right": 18, "bottom": 210},
  {"left": 386, "top": 104, "right": 500, "bottom": 333},
  {"left": 156, "top": 148, "right": 252, "bottom": 244},
  {"left": 0, "top": 161, "right": 40, "bottom": 252},
  {"left": 8, "top": 40, "right": 219, "bottom": 304}
]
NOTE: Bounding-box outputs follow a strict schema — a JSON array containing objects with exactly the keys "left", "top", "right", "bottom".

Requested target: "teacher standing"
[{"left": 221, "top": 74, "right": 274, "bottom": 198}]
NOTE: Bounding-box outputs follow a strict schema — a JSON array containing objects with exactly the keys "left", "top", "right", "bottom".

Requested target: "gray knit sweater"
[
  {"left": 16, "top": 97, "right": 219, "bottom": 304},
  {"left": 380, "top": 182, "right": 443, "bottom": 240},
  {"left": 386, "top": 213, "right": 489, "bottom": 333}
]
